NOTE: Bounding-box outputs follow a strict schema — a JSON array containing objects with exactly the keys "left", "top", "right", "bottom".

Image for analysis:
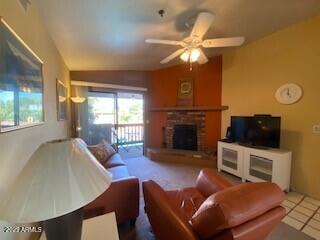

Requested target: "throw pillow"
[{"left": 88, "top": 139, "right": 116, "bottom": 164}]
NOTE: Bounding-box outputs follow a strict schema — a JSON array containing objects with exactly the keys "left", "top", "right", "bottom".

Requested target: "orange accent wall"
[{"left": 146, "top": 56, "right": 222, "bottom": 150}]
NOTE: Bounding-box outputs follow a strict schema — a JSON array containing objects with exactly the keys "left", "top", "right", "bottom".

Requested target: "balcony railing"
[{"left": 112, "top": 123, "right": 144, "bottom": 146}]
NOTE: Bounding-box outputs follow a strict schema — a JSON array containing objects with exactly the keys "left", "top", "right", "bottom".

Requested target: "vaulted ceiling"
[{"left": 36, "top": 0, "right": 320, "bottom": 70}]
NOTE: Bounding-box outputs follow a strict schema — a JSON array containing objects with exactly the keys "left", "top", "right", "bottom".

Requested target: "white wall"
[{"left": 0, "top": 0, "right": 70, "bottom": 239}]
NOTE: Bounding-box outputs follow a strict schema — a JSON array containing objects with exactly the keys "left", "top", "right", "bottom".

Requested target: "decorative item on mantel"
[{"left": 177, "top": 77, "right": 193, "bottom": 106}]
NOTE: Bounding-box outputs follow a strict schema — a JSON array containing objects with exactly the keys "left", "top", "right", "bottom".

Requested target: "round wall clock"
[{"left": 275, "top": 83, "right": 303, "bottom": 105}]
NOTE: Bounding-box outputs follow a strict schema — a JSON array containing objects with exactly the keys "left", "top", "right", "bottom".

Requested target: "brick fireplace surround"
[{"left": 166, "top": 111, "right": 206, "bottom": 151}]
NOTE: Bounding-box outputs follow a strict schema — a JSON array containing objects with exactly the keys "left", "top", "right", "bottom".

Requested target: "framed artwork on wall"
[
  {"left": 56, "top": 79, "right": 68, "bottom": 121},
  {"left": 177, "top": 77, "right": 194, "bottom": 106},
  {"left": 0, "top": 17, "right": 44, "bottom": 133}
]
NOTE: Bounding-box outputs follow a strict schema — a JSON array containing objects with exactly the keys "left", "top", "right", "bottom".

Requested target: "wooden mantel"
[{"left": 148, "top": 106, "right": 229, "bottom": 112}]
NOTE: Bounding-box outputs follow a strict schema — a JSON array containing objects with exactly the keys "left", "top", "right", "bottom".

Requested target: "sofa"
[
  {"left": 83, "top": 152, "right": 140, "bottom": 225},
  {"left": 143, "top": 168, "right": 285, "bottom": 240}
]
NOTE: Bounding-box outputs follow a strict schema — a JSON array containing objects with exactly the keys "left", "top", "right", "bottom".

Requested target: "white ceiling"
[{"left": 35, "top": 0, "right": 320, "bottom": 71}]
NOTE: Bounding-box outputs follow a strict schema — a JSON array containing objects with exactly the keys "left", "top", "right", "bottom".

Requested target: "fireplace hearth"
[{"left": 173, "top": 124, "right": 197, "bottom": 151}]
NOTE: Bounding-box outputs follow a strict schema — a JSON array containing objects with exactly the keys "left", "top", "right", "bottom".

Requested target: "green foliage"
[
  {"left": 19, "top": 96, "right": 43, "bottom": 122},
  {"left": 19, "top": 97, "right": 42, "bottom": 122},
  {"left": 0, "top": 93, "right": 42, "bottom": 125},
  {"left": 118, "top": 102, "right": 143, "bottom": 124},
  {"left": 0, "top": 99, "right": 14, "bottom": 122},
  {"left": 87, "top": 96, "right": 143, "bottom": 125}
]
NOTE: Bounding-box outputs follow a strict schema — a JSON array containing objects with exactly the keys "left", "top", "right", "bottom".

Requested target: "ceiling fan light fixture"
[
  {"left": 180, "top": 50, "right": 190, "bottom": 62},
  {"left": 180, "top": 48, "right": 200, "bottom": 62},
  {"left": 190, "top": 48, "right": 201, "bottom": 62}
]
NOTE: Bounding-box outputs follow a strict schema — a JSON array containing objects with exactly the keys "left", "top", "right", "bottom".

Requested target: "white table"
[{"left": 40, "top": 212, "right": 119, "bottom": 240}]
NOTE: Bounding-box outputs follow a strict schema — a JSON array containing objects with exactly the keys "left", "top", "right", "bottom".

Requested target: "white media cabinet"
[{"left": 217, "top": 141, "right": 292, "bottom": 191}]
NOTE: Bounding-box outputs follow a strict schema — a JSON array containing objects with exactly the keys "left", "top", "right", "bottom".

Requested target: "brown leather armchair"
[{"left": 143, "top": 168, "right": 285, "bottom": 240}]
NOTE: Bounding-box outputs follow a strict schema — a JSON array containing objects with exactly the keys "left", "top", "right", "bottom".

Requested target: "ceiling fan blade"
[
  {"left": 146, "top": 39, "right": 183, "bottom": 46},
  {"left": 202, "top": 37, "right": 245, "bottom": 48},
  {"left": 160, "top": 48, "right": 186, "bottom": 64},
  {"left": 190, "top": 12, "right": 214, "bottom": 39},
  {"left": 197, "top": 49, "right": 208, "bottom": 64}
]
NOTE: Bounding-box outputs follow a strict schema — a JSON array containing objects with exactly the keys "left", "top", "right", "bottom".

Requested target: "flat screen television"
[{"left": 230, "top": 115, "right": 281, "bottom": 148}]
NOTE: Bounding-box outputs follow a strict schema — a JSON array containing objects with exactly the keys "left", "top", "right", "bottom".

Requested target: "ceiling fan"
[{"left": 146, "top": 12, "right": 245, "bottom": 65}]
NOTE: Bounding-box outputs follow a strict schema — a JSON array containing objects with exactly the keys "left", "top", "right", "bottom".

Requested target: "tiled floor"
[{"left": 282, "top": 192, "right": 320, "bottom": 239}]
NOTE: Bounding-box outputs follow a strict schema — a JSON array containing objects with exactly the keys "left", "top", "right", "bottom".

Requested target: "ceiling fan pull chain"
[{"left": 189, "top": 60, "right": 193, "bottom": 71}]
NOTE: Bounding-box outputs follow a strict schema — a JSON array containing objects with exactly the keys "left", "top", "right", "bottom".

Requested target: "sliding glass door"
[
  {"left": 116, "top": 92, "right": 144, "bottom": 157},
  {"left": 87, "top": 91, "right": 117, "bottom": 145},
  {"left": 85, "top": 90, "right": 144, "bottom": 158}
]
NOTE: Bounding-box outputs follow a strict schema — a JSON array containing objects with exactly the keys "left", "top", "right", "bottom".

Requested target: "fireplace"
[
  {"left": 173, "top": 125, "right": 197, "bottom": 151},
  {"left": 166, "top": 111, "right": 205, "bottom": 151}
]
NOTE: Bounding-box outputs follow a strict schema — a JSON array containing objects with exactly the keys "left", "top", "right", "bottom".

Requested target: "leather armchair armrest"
[
  {"left": 190, "top": 182, "right": 285, "bottom": 239},
  {"left": 195, "top": 168, "right": 233, "bottom": 198},
  {"left": 84, "top": 176, "right": 139, "bottom": 221},
  {"left": 143, "top": 180, "right": 199, "bottom": 240}
]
